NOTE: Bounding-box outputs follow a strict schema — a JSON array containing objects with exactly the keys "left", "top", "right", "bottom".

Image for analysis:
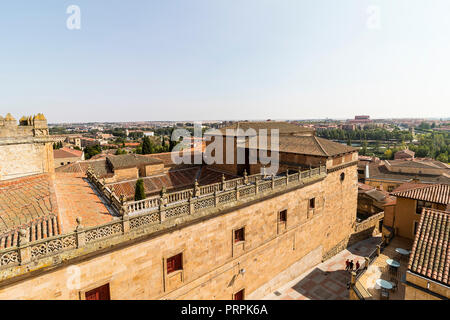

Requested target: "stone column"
[
  {"left": 376, "top": 244, "right": 381, "bottom": 256},
  {"left": 159, "top": 196, "right": 167, "bottom": 223},
  {"left": 235, "top": 185, "right": 240, "bottom": 201},
  {"left": 255, "top": 180, "right": 259, "bottom": 195},
  {"left": 122, "top": 212, "right": 130, "bottom": 233},
  {"left": 18, "top": 229, "right": 31, "bottom": 265},
  {"left": 194, "top": 180, "right": 200, "bottom": 197},
  {"left": 214, "top": 190, "right": 219, "bottom": 206},
  {"left": 221, "top": 174, "right": 226, "bottom": 191},
  {"left": 351, "top": 271, "right": 356, "bottom": 285},
  {"left": 75, "top": 217, "right": 86, "bottom": 248},
  {"left": 189, "top": 194, "right": 195, "bottom": 215},
  {"left": 364, "top": 257, "right": 370, "bottom": 269},
  {"left": 271, "top": 174, "right": 275, "bottom": 189}
]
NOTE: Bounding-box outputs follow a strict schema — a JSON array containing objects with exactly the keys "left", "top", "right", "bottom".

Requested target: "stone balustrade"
[{"left": 0, "top": 165, "right": 326, "bottom": 270}]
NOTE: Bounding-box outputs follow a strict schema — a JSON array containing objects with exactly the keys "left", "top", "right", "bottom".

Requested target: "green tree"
[
  {"left": 134, "top": 179, "right": 146, "bottom": 201},
  {"left": 436, "top": 152, "right": 448, "bottom": 163},
  {"left": 84, "top": 144, "right": 102, "bottom": 159},
  {"left": 384, "top": 149, "right": 393, "bottom": 160},
  {"left": 142, "top": 136, "right": 153, "bottom": 154},
  {"left": 115, "top": 148, "right": 127, "bottom": 155},
  {"left": 360, "top": 140, "right": 368, "bottom": 156}
]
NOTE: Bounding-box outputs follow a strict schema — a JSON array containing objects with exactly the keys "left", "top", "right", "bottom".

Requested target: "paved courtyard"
[
  {"left": 358, "top": 236, "right": 413, "bottom": 300},
  {"left": 263, "top": 236, "right": 381, "bottom": 300}
]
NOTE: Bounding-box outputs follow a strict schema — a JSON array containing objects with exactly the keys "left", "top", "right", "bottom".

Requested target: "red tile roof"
[
  {"left": 395, "top": 149, "right": 415, "bottom": 156},
  {"left": 53, "top": 147, "right": 83, "bottom": 159},
  {"left": 53, "top": 173, "right": 114, "bottom": 232},
  {"left": 391, "top": 183, "right": 450, "bottom": 205},
  {"left": 0, "top": 174, "right": 61, "bottom": 248},
  {"left": 408, "top": 208, "right": 449, "bottom": 285},
  {"left": 108, "top": 167, "right": 235, "bottom": 199}
]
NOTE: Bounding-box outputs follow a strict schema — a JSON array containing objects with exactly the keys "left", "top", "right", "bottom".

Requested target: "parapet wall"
[
  {"left": 0, "top": 166, "right": 327, "bottom": 281},
  {"left": 0, "top": 113, "right": 49, "bottom": 138}
]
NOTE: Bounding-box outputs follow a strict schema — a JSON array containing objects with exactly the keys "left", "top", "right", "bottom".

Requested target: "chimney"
[{"left": 365, "top": 163, "right": 370, "bottom": 179}]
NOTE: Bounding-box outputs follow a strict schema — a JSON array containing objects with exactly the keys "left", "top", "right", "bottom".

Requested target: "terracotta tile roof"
[
  {"left": 90, "top": 153, "right": 108, "bottom": 160},
  {"left": 391, "top": 183, "right": 450, "bottom": 205},
  {"left": 395, "top": 149, "right": 415, "bottom": 156},
  {"left": 0, "top": 174, "right": 58, "bottom": 234},
  {"left": 107, "top": 167, "right": 236, "bottom": 199},
  {"left": 53, "top": 173, "right": 114, "bottom": 232},
  {"left": 124, "top": 142, "right": 140, "bottom": 147},
  {"left": 247, "top": 135, "right": 357, "bottom": 157},
  {"left": 408, "top": 208, "right": 449, "bottom": 285},
  {"left": 358, "top": 183, "right": 396, "bottom": 205},
  {"left": 386, "top": 159, "right": 450, "bottom": 170},
  {"left": 365, "top": 162, "right": 450, "bottom": 184},
  {"left": 145, "top": 151, "right": 203, "bottom": 169},
  {"left": 53, "top": 147, "right": 83, "bottom": 159},
  {"left": 56, "top": 159, "right": 114, "bottom": 178},
  {"left": 0, "top": 174, "right": 61, "bottom": 248},
  {"left": 106, "top": 154, "right": 163, "bottom": 170},
  {"left": 391, "top": 181, "right": 431, "bottom": 194}
]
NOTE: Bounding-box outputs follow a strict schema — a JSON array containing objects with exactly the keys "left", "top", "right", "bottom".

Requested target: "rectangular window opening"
[{"left": 167, "top": 253, "right": 183, "bottom": 274}]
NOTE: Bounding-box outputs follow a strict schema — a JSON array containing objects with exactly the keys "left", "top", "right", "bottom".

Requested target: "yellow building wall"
[
  {"left": 405, "top": 272, "right": 450, "bottom": 300},
  {"left": 0, "top": 165, "right": 357, "bottom": 300}
]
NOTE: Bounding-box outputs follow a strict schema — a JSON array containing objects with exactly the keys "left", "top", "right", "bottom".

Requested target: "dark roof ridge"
[{"left": 313, "top": 136, "right": 330, "bottom": 157}]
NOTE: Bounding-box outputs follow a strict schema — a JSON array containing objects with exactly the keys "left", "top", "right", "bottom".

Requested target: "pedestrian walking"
[
  {"left": 345, "top": 259, "right": 350, "bottom": 270},
  {"left": 349, "top": 260, "right": 354, "bottom": 271},
  {"left": 355, "top": 261, "right": 360, "bottom": 271}
]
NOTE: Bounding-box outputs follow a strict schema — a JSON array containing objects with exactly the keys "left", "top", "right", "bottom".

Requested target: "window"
[
  {"left": 387, "top": 186, "right": 395, "bottom": 192},
  {"left": 340, "top": 172, "right": 345, "bottom": 182},
  {"left": 60, "top": 162, "right": 64, "bottom": 166},
  {"left": 416, "top": 200, "right": 432, "bottom": 214},
  {"left": 167, "top": 253, "right": 183, "bottom": 274},
  {"left": 85, "top": 283, "right": 110, "bottom": 300},
  {"left": 413, "top": 221, "right": 419, "bottom": 235},
  {"left": 309, "top": 198, "right": 315, "bottom": 209},
  {"left": 234, "top": 289, "right": 245, "bottom": 300},
  {"left": 279, "top": 210, "right": 287, "bottom": 222},
  {"left": 234, "top": 228, "right": 245, "bottom": 243}
]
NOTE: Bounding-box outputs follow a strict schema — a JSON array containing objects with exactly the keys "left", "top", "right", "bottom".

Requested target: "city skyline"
[{"left": 1, "top": 1, "right": 450, "bottom": 122}]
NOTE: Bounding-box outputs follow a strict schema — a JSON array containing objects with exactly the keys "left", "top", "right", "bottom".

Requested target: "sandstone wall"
[
  {"left": 0, "top": 142, "right": 54, "bottom": 181},
  {"left": 405, "top": 272, "right": 449, "bottom": 299},
  {"left": 0, "top": 164, "right": 357, "bottom": 300},
  {"left": 113, "top": 167, "right": 139, "bottom": 181}
]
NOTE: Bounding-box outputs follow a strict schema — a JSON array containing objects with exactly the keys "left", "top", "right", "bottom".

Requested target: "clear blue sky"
[{"left": 1, "top": 0, "right": 449, "bottom": 123}]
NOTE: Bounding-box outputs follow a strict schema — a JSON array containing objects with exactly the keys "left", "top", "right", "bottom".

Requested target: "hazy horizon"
[{"left": 1, "top": 1, "right": 450, "bottom": 123}]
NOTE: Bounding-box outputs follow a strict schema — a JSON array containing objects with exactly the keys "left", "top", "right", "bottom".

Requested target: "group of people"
[{"left": 345, "top": 259, "right": 360, "bottom": 271}]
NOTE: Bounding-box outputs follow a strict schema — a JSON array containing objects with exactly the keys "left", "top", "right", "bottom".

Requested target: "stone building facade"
[{"left": 0, "top": 121, "right": 359, "bottom": 300}]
